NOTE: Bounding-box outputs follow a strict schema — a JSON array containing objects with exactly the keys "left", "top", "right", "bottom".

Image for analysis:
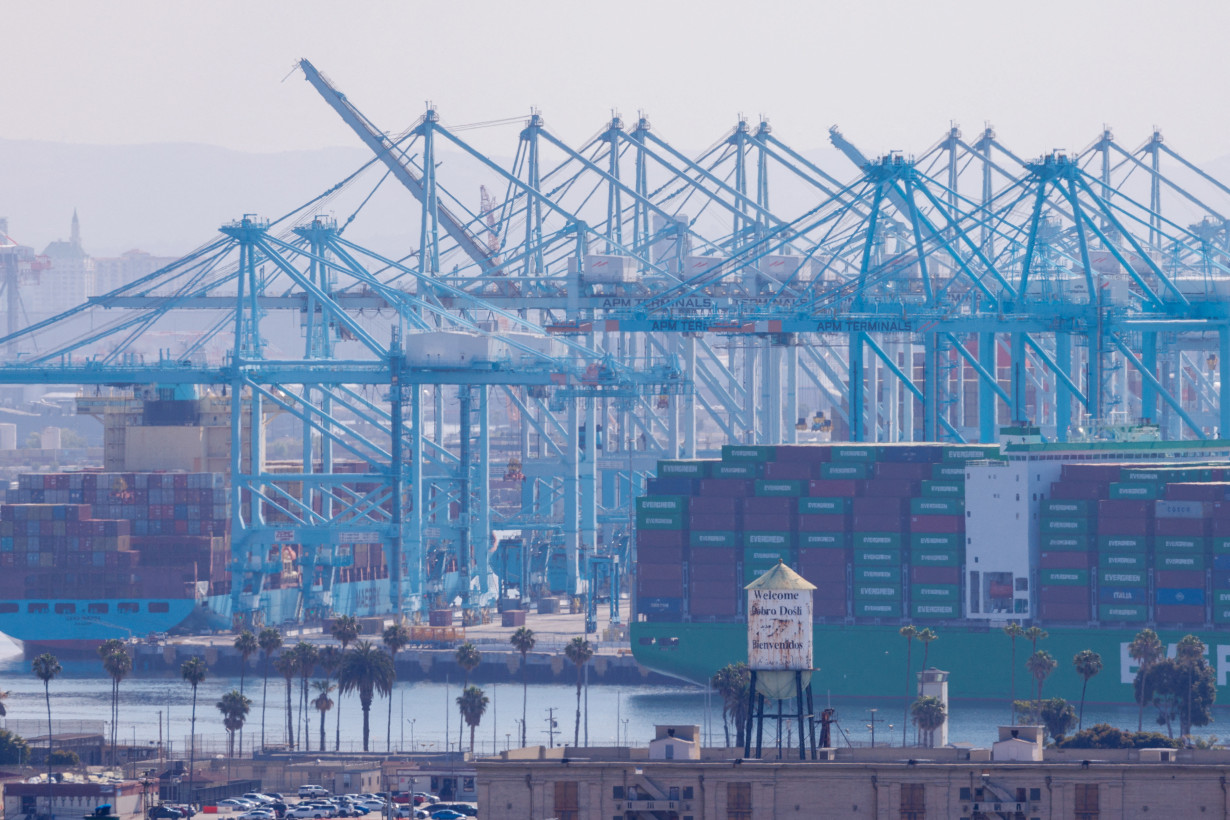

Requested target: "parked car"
[
  {"left": 356, "top": 801, "right": 385, "bottom": 812},
  {"left": 243, "top": 794, "right": 277, "bottom": 806},
  {"left": 299, "top": 786, "right": 331, "bottom": 799},
  {"left": 428, "top": 811, "right": 465, "bottom": 820},
  {"left": 410, "top": 795, "right": 437, "bottom": 808},
  {"left": 287, "top": 807, "right": 330, "bottom": 819},
  {"left": 149, "top": 806, "right": 184, "bottom": 819},
  {"left": 218, "top": 800, "right": 255, "bottom": 811},
  {"left": 237, "top": 811, "right": 275, "bottom": 820}
]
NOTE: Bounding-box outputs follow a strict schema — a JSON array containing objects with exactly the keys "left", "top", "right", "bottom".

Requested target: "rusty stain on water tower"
[{"left": 746, "top": 559, "right": 815, "bottom": 671}]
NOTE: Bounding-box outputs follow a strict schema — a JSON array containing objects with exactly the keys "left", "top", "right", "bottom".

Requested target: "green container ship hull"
[{"left": 632, "top": 621, "right": 1230, "bottom": 705}]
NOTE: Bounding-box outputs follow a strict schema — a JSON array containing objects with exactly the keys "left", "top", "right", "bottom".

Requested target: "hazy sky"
[{"left": 5, "top": 0, "right": 1230, "bottom": 161}]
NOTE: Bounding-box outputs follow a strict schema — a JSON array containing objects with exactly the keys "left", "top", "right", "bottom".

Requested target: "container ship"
[{"left": 629, "top": 432, "right": 1230, "bottom": 705}]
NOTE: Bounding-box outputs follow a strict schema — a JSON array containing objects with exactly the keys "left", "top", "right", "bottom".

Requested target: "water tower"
[{"left": 743, "top": 560, "right": 818, "bottom": 760}]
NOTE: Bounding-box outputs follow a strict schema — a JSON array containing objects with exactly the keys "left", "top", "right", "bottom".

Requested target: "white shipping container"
[{"left": 403, "top": 331, "right": 493, "bottom": 366}]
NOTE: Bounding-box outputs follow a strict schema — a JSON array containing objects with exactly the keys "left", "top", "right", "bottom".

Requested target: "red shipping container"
[
  {"left": 690, "top": 496, "right": 735, "bottom": 514},
  {"left": 689, "top": 513, "right": 739, "bottom": 531},
  {"left": 639, "top": 543, "right": 684, "bottom": 564},
  {"left": 691, "top": 547, "right": 738, "bottom": 566},
  {"left": 1061, "top": 463, "right": 1123, "bottom": 482},
  {"left": 854, "top": 497, "right": 904, "bottom": 516},
  {"left": 1212, "top": 517, "right": 1230, "bottom": 537},
  {"left": 909, "top": 515, "right": 962, "bottom": 534},
  {"left": 910, "top": 566, "right": 960, "bottom": 584},
  {"left": 742, "top": 513, "right": 797, "bottom": 532},
  {"left": 1039, "top": 551, "right": 1092, "bottom": 569},
  {"left": 1049, "top": 481, "right": 1109, "bottom": 500},
  {"left": 763, "top": 462, "right": 816, "bottom": 480},
  {"left": 1039, "top": 587, "right": 1090, "bottom": 604},
  {"left": 1096, "top": 516, "right": 1151, "bottom": 536},
  {"left": 689, "top": 579, "right": 738, "bottom": 599},
  {"left": 697, "top": 479, "right": 755, "bottom": 497},
  {"left": 1166, "top": 482, "right": 1230, "bottom": 502},
  {"left": 798, "top": 513, "right": 848, "bottom": 532},
  {"left": 741, "top": 497, "right": 796, "bottom": 516},
  {"left": 690, "top": 598, "right": 739, "bottom": 617},
  {"left": 799, "top": 565, "right": 844, "bottom": 587},
  {"left": 638, "top": 529, "right": 686, "bottom": 549},
  {"left": 690, "top": 562, "right": 738, "bottom": 582},
  {"left": 853, "top": 512, "right": 905, "bottom": 531},
  {"left": 1155, "top": 604, "right": 1205, "bottom": 623},
  {"left": 1156, "top": 569, "right": 1204, "bottom": 587},
  {"left": 1154, "top": 517, "right": 1209, "bottom": 537},
  {"left": 813, "top": 598, "right": 847, "bottom": 617},
  {"left": 798, "top": 547, "right": 848, "bottom": 567},
  {"left": 1039, "top": 601, "right": 1089, "bottom": 620},
  {"left": 859, "top": 479, "right": 919, "bottom": 498},
  {"left": 638, "top": 578, "right": 684, "bottom": 597},
  {"left": 873, "top": 462, "right": 932, "bottom": 480},
  {"left": 774, "top": 445, "right": 833, "bottom": 463},
  {"left": 809, "top": 479, "right": 860, "bottom": 497},
  {"left": 1098, "top": 499, "right": 1153, "bottom": 518}
]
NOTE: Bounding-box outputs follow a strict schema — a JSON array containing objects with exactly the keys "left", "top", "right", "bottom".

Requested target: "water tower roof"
[{"left": 744, "top": 559, "right": 816, "bottom": 591}]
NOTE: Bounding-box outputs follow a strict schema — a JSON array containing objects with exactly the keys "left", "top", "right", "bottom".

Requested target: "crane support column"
[
  {"left": 682, "top": 335, "right": 697, "bottom": 457},
  {"left": 1011, "top": 332, "right": 1027, "bottom": 423},
  {"left": 848, "top": 333, "right": 864, "bottom": 442},
  {"left": 924, "top": 334, "right": 938, "bottom": 440},
  {"left": 389, "top": 339, "right": 405, "bottom": 615},
  {"left": 784, "top": 343, "right": 798, "bottom": 444},
  {"left": 475, "top": 386, "right": 491, "bottom": 599},
  {"left": 1142, "top": 332, "right": 1158, "bottom": 424},
  {"left": 1056, "top": 332, "right": 1072, "bottom": 441},
  {"left": 1221, "top": 327, "right": 1230, "bottom": 437},
  {"left": 978, "top": 332, "right": 996, "bottom": 442},
  {"left": 408, "top": 383, "right": 424, "bottom": 612},
  {"left": 458, "top": 388, "right": 472, "bottom": 609}
]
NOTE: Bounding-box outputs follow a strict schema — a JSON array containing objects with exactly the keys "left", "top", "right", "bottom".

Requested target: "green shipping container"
[
  {"left": 1041, "top": 534, "right": 1094, "bottom": 551},
  {"left": 853, "top": 584, "right": 902, "bottom": 598},
  {"left": 1042, "top": 499, "right": 1093, "bottom": 516},
  {"left": 635, "top": 510, "right": 684, "bottom": 529},
  {"left": 921, "top": 481, "right": 962, "bottom": 497},
  {"left": 690, "top": 530, "right": 738, "bottom": 548},
  {"left": 930, "top": 464, "right": 967, "bottom": 480},
  {"left": 912, "top": 549, "right": 962, "bottom": 567},
  {"left": 721, "top": 445, "right": 776, "bottom": 462},
  {"left": 1040, "top": 568, "right": 1089, "bottom": 586},
  {"left": 942, "top": 445, "right": 1000, "bottom": 461},
  {"left": 832, "top": 446, "right": 877, "bottom": 462},
  {"left": 1212, "top": 589, "right": 1230, "bottom": 606},
  {"left": 798, "top": 532, "right": 849, "bottom": 549},
  {"left": 1099, "top": 569, "right": 1146, "bottom": 586},
  {"left": 1152, "top": 536, "right": 1208, "bottom": 553},
  {"left": 755, "top": 479, "right": 805, "bottom": 497},
  {"left": 855, "top": 566, "right": 898, "bottom": 582},
  {"left": 636, "top": 496, "right": 689, "bottom": 514},
  {"left": 1041, "top": 516, "right": 1091, "bottom": 534},
  {"left": 1098, "top": 553, "right": 1146, "bottom": 570},
  {"left": 743, "top": 546, "right": 792, "bottom": 565},
  {"left": 910, "top": 584, "right": 959, "bottom": 602},
  {"left": 912, "top": 602, "right": 959, "bottom": 619},
  {"left": 744, "top": 564, "right": 783, "bottom": 583},
  {"left": 1214, "top": 537, "right": 1230, "bottom": 555},
  {"left": 1122, "top": 467, "right": 1212, "bottom": 483},
  {"left": 744, "top": 531, "right": 794, "bottom": 549},
  {"left": 1155, "top": 553, "right": 1206, "bottom": 570},
  {"left": 799, "top": 497, "right": 849, "bottom": 515},
  {"left": 853, "top": 532, "right": 903, "bottom": 549},
  {"left": 820, "top": 462, "right": 870, "bottom": 479},
  {"left": 711, "top": 462, "right": 759, "bottom": 479},
  {"left": 1099, "top": 604, "right": 1148, "bottom": 621},
  {"left": 1098, "top": 535, "right": 1147, "bottom": 552},
  {"left": 853, "top": 548, "right": 902, "bottom": 566},
  {"left": 657, "top": 460, "right": 711, "bottom": 478},
  {"left": 1108, "top": 482, "right": 1162, "bottom": 500},
  {"left": 855, "top": 601, "right": 902, "bottom": 618},
  {"left": 910, "top": 497, "right": 964, "bottom": 515},
  {"left": 1215, "top": 607, "right": 1230, "bottom": 624},
  {"left": 911, "top": 533, "right": 962, "bottom": 550}
]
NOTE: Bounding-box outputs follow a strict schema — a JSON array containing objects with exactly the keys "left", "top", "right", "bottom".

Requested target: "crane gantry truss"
[{"left": 2, "top": 60, "right": 1230, "bottom": 623}]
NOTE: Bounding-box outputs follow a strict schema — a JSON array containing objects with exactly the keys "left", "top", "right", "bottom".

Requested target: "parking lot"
[{"left": 152, "top": 790, "right": 476, "bottom": 820}]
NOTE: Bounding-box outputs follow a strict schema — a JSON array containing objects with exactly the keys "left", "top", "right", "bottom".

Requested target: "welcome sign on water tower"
[{"left": 746, "top": 561, "right": 815, "bottom": 671}]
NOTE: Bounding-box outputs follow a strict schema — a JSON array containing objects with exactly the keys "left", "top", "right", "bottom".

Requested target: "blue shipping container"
[
  {"left": 1215, "top": 554, "right": 1230, "bottom": 571},
  {"left": 637, "top": 597, "right": 683, "bottom": 615},
  {"left": 1098, "top": 586, "right": 1147, "bottom": 604},
  {"left": 1215, "top": 569, "right": 1230, "bottom": 588},
  {"left": 1156, "top": 587, "right": 1206, "bottom": 606}
]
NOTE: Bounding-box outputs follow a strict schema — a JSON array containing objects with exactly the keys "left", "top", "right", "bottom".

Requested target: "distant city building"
[{"left": 93, "top": 248, "right": 179, "bottom": 296}]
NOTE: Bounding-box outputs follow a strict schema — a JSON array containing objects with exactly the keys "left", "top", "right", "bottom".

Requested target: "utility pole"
[
  {"left": 866, "top": 708, "right": 886, "bottom": 749},
  {"left": 545, "top": 708, "right": 558, "bottom": 749}
]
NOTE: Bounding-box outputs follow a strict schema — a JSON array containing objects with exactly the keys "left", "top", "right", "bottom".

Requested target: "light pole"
[{"left": 621, "top": 719, "right": 629, "bottom": 747}]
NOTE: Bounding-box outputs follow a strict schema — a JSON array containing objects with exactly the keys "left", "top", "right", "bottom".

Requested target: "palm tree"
[
  {"left": 180, "top": 656, "right": 208, "bottom": 804},
  {"left": 710, "top": 663, "right": 751, "bottom": 749},
  {"left": 336, "top": 641, "right": 395, "bottom": 751},
  {"left": 98, "top": 639, "right": 130, "bottom": 766},
  {"left": 910, "top": 696, "right": 947, "bottom": 748},
  {"left": 330, "top": 615, "right": 361, "bottom": 750},
  {"left": 311, "top": 681, "right": 335, "bottom": 753},
  {"left": 1003, "top": 622, "right": 1025, "bottom": 723},
  {"left": 32, "top": 652, "right": 60, "bottom": 816},
  {"left": 1176, "top": 634, "right": 1205, "bottom": 739},
  {"left": 455, "top": 642, "right": 482, "bottom": 751},
  {"left": 215, "top": 689, "right": 252, "bottom": 759},
  {"left": 916, "top": 625, "right": 938, "bottom": 739},
  {"left": 899, "top": 624, "right": 917, "bottom": 745},
  {"left": 1026, "top": 650, "right": 1057, "bottom": 718},
  {"left": 456, "top": 686, "right": 489, "bottom": 753},
  {"left": 1024, "top": 625, "right": 1048, "bottom": 654},
  {"left": 1072, "top": 649, "right": 1103, "bottom": 731},
  {"left": 257, "top": 626, "right": 283, "bottom": 750},
  {"left": 564, "top": 637, "right": 593, "bottom": 748},
  {"left": 233, "top": 630, "right": 258, "bottom": 694},
  {"left": 1129, "top": 628, "right": 1164, "bottom": 731},
  {"left": 382, "top": 621, "right": 411, "bottom": 752},
  {"left": 509, "top": 627, "right": 536, "bottom": 748},
  {"left": 273, "top": 652, "right": 296, "bottom": 749},
  {"left": 292, "top": 642, "right": 318, "bottom": 750}
]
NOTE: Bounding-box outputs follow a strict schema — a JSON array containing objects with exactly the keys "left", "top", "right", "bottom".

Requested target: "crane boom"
[{"left": 299, "top": 59, "right": 495, "bottom": 273}]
